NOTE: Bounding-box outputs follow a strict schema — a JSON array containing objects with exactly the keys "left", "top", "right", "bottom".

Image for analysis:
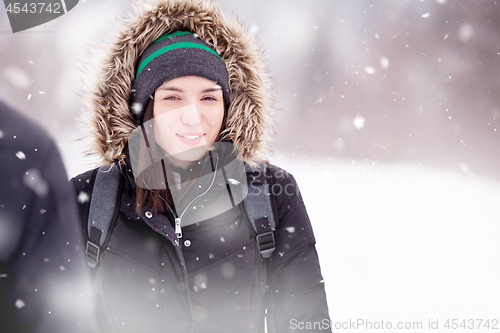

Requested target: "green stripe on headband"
[
  {"left": 152, "top": 31, "right": 193, "bottom": 45},
  {"left": 136, "top": 42, "right": 221, "bottom": 78}
]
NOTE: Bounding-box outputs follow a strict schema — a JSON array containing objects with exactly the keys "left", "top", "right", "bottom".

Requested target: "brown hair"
[{"left": 134, "top": 96, "right": 228, "bottom": 215}]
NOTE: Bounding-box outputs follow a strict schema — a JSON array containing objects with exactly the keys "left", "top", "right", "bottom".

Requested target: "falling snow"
[
  {"left": 23, "top": 168, "right": 49, "bottom": 198},
  {"left": 380, "top": 57, "right": 390, "bottom": 69},
  {"left": 353, "top": 115, "right": 366, "bottom": 130},
  {"left": 227, "top": 178, "right": 240, "bottom": 185},
  {"left": 16, "top": 151, "right": 26, "bottom": 160},
  {"left": 458, "top": 23, "right": 474, "bottom": 43},
  {"left": 194, "top": 272, "right": 208, "bottom": 290},
  {"left": 78, "top": 191, "right": 90, "bottom": 204},
  {"left": 365, "top": 67, "right": 376, "bottom": 75},
  {"left": 3, "top": 66, "right": 31, "bottom": 89},
  {"left": 15, "top": 299, "right": 25, "bottom": 309},
  {"left": 248, "top": 23, "right": 259, "bottom": 35},
  {"left": 131, "top": 103, "right": 143, "bottom": 115},
  {"left": 7, "top": 1, "right": 496, "bottom": 322}
]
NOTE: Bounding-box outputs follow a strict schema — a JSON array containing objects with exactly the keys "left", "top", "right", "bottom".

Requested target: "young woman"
[{"left": 71, "top": 1, "right": 330, "bottom": 332}]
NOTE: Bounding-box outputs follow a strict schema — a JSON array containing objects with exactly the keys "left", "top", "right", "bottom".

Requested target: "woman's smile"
[{"left": 176, "top": 132, "right": 205, "bottom": 145}]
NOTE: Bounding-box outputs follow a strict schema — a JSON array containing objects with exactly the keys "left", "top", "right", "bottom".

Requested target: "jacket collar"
[{"left": 121, "top": 142, "right": 248, "bottom": 227}]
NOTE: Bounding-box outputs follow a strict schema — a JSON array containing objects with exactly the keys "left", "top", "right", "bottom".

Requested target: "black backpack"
[{"left": 84, "top": 162, "right": 278, "bottom": 268}]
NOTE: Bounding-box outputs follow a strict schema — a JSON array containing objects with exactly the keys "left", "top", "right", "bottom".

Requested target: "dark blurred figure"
[{"left": 0, "top": 100, "right": 99, "bottom": 333}]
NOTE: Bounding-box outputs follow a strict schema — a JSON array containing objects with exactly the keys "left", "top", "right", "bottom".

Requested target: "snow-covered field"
[{"left": 269, "top": 154, "right": 500, "bottom": 331}]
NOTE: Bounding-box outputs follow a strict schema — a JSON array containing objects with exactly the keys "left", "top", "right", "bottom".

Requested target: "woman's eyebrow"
[
  {"left": 157, "top": 86, "right": 183, "bottom": 92},
  {"left": 202, "top": 87, "right": 222, "bottom": 93},
  {"left": 156, "top": 86, "right": 221, "bottom": 93}
]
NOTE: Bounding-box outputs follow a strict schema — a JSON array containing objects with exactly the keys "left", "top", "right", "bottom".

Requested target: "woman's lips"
[{"left": 176, "top": 133, "right": 205, "bottom": 145}]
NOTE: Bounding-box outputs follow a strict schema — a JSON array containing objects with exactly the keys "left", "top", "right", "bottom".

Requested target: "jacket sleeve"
[
  {"left": 0, "top": 103, "right": 100, "bottom": 333},
  {"left": 268, "top": 166, "right": 331, "bottom": 333}
]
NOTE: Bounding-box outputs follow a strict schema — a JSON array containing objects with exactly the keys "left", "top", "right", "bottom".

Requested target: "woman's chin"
[{"left": 167, "top": 145, "right": 209, "bottom": 168}]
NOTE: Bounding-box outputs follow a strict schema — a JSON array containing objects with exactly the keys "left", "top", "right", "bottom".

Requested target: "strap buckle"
[
  {"left": 256, "top": 231, "right": 275, "bottom": 259},
  {"left": 86, "top": 240, "right": 100, "bottom": 268}
]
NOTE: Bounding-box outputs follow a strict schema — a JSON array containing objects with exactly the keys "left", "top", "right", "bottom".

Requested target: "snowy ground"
[
  {"left": 62, "top": 147, "right": 500, "bottom": 331},
  {"left": 268, "top": 154, "right": 500, "bottom": 331}
]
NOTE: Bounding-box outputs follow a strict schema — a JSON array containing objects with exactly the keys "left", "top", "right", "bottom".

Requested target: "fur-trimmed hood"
[{"left": 79, "top": 0, "right": 274, "bottom": 166}]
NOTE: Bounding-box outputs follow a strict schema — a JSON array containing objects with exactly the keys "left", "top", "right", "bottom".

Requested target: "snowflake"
[
  {"left": 353, "top": 115, "right": 366, "bottom": 130},
  {"left": 15, "top": 299, "right": 25, "bottom": 309},
  {"left": 78, "top": 191, "right": 90, "bottom": 204},
  {"left": 16, "top": 151, "right": 26, "bottom": 160}
]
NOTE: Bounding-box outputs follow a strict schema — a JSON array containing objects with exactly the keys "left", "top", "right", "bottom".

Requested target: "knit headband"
[{"left": 130, "top": 31, "right": 230, "bottom": 124}]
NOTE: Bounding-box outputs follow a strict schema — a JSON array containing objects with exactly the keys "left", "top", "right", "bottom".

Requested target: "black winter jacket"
[
  {"left": 71, "top": 157, "right": 330, "bottom": 333},
  {"left": 0, "top": 100, "right": 99, "bottom": 333},
  {"left": 71, "top": 1, "right": 331, "bottom": 331}
]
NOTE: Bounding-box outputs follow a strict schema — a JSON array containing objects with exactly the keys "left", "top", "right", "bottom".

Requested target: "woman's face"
[{"left": 153, "top": 76, "right": 225, "bottom": 166}]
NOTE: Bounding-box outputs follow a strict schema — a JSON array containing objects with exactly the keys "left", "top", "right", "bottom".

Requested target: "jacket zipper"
[
  {"left": 174, "top": 217, "right": 182, "bottom": 238},
  {"left": 170, "top": 156, "right": 219, "bottom": 333},
  {"left": 170, "top": 156, "right": 219, "bottom": 240}
]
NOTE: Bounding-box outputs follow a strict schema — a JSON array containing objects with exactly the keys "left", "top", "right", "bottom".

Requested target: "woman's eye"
[
  {"left": 203, "top": 96, "right": 217, "bottom": 101},
  {"left": 164, "top": 95, "right": 179, "bottom": 100}
]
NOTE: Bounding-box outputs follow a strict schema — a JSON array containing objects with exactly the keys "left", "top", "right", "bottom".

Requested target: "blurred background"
[
  {"left": 1, "top": 0, "right": 498, "bottom": 179},
  {"left": 1, "top": 0, "right": 499, "bottom": 330}
]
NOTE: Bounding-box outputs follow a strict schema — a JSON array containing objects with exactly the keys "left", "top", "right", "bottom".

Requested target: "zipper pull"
[{"left": 175, "top": 218, "right": 182, "bottom": 239}]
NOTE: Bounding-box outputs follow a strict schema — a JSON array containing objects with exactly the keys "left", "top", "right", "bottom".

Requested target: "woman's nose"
[{"left": 181, "top": 104, "right": 201, "bottom": 126}]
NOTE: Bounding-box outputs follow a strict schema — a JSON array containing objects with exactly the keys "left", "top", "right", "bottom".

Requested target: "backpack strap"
[
  {"left": 85, "top": 164, "right": 122, "bottom": 268},
  {"left": 244, "top": 162, "right": 277, "bottom": 333},
  {"left": 244, "top": 162, "right": 276, "bottom": 259}
]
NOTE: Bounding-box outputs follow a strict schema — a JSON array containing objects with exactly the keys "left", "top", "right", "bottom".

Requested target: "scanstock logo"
[{"left": 3, "top": 0, "right": 79, "bottom": 33}]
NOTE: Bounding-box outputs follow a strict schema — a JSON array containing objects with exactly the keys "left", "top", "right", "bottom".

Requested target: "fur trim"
[{"left": 79, "top": 0, "right": 275, "bottom": 167}]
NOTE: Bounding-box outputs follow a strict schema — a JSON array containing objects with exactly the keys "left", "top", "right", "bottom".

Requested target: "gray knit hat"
[{"left": 130, "top": 31, "right": 230, "bottom": 124}]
